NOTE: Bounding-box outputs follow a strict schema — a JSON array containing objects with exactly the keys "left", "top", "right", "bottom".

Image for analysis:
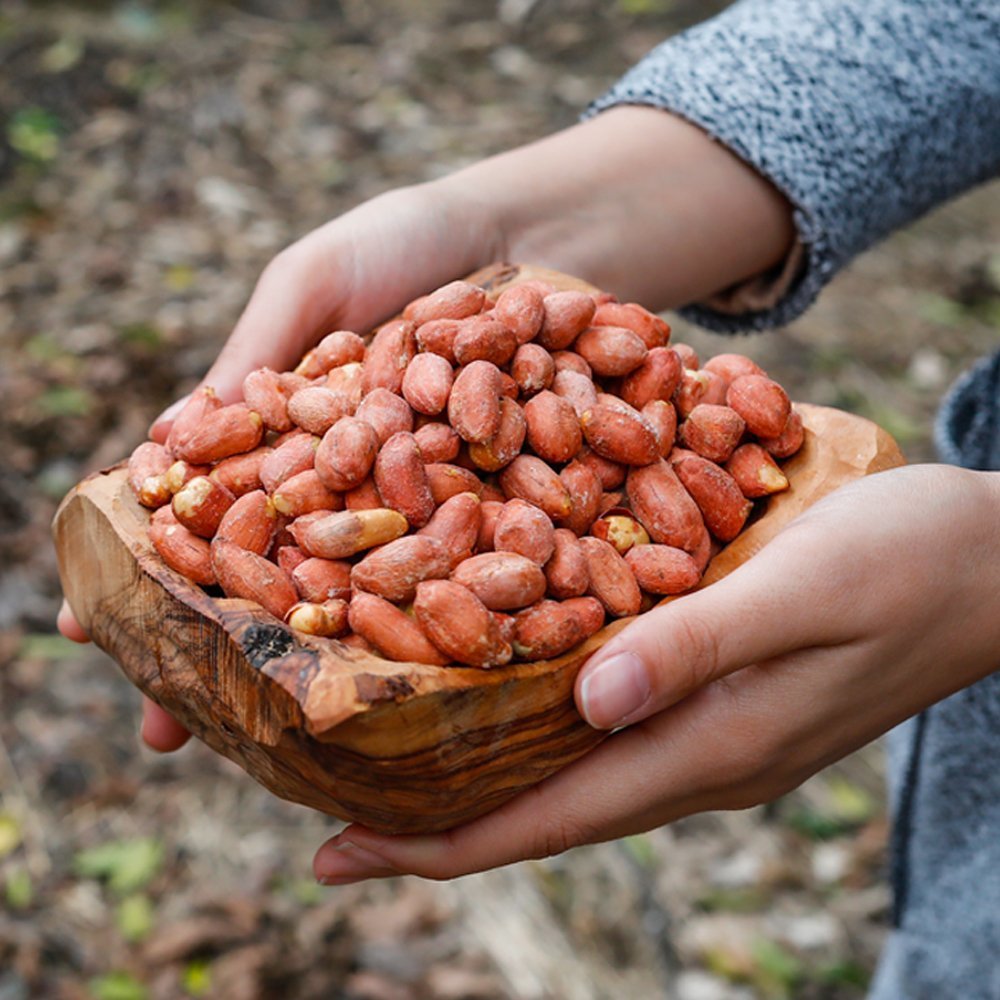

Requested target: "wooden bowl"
[{"left": 52, "top": 264, "right": 905, "bottom": 834}]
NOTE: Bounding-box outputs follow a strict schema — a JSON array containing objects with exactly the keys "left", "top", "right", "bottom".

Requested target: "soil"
[{"left": 2, "top": 2, "right": 998, "bottom": 998}]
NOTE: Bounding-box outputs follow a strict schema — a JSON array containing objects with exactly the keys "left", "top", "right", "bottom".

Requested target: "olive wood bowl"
[{"left": 53, "top": 263, "right": 905, "bottom": 834}]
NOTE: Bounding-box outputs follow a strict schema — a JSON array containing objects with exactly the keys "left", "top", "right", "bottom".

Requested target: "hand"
[
  {"left": 312, "top": 464, "right": 1000, "bottom": 883},
  {"left": 57, "top": 107, "right": 794, "bottom": 753}
]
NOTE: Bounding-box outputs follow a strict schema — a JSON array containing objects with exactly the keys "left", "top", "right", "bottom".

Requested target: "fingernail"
[
  {"left": 578, "top": 652, "right": 650, "bottom": 729},
  {"left": 316, "top": 840, "right": 397, "bottom": 886}
]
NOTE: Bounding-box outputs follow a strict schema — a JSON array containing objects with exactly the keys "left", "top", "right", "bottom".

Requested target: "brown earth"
[{"left": 1, "top": 2, "right": 998, "bottom": 998}]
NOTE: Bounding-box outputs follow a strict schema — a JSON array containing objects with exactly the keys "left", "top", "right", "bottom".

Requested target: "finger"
[
  {"left": 312, "top": 680, "right": 760, "bottom": 883},
  {"left": 140, "top": 697, "right": 191, "bottom": 752},
  {"left": 57, "top": 600, "right": 90, "bottom": 643},
  {"left": 576, "top": 518, "right": 855, "bottom": 730}
]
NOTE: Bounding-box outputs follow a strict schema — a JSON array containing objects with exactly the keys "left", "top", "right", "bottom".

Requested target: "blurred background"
[{"left": 1, "top": 1, "right": 998, "bottom": 997}]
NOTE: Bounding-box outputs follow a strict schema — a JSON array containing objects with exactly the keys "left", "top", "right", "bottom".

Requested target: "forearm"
[{"left": 441, "top": 106, "right": 795, "bottom": 310}]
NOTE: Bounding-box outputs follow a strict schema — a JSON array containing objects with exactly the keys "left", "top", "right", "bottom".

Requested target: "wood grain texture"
[{"left": 52, "top": 263, "right": 906, "bottom": 834}]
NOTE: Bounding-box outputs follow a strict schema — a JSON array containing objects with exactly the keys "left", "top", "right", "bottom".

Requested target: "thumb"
[
  {"left": 149, "top": 240, "right": 346, "bottom": 440},
  {"left": 575, "top": 521, "right": 850, "bottom": 730}
]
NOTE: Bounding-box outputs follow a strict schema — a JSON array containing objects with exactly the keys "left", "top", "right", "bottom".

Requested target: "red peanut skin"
[
  {"left": 271, "top": 469, "right": 343, "bottom": 517},
  {"left": 344, "top": 476, "right": 383, "bottom": 511},
  {"left": 215, "top": 489, "right": 276, "bottom": 555},
  {"left": 673, "top": 369, "right": 727, "bottom": 419},
  {"left": 418, "top": 491, "right": 482, "bottom": 568},
  {"left": 725, "top": 443, "right": 789, "bottom": 498},
  {"left": 672, "top": 343, "right": 700, "bottom": 370},
  {"left": 295, "top": 330, "right": 366, "bottom": 378},
  {"left": 574, "top": 325, "right": 648, "bottom": 377},
  {"left": 172, "top": 404, "right": 264, "bottom": 464},
  {"left": 557, "top": 460, "right": 603, "bottom": 537},
  {"left": 674, "top": 455, "right": 752, "bottom": 543},
  {"left": 726, "top": 375, "right": 791, "bottom": 438},
  {"left": 592, "top": 301, "right": 670, "bottom": 349},
  {"left": 759, "top": 408, "right": 805, "bottom": 459},
  {"left": 624, "top": 544, "right": 702, "bottom": 595},
  {"left": 476, "top": 499, "right": 504, "bottom": 553},
  {"left": 468, "top": 397, "right": 526, "bottom": 472},
  {"left": 511, "top": 342, "right": 555, "bottom": 395},
  {"left": 291, "top": 557, "right": 352, "bottom": 603},
  {"left": 413, "top": 580, "right": 512, "bottom": 668},
  {"left": 351, "top": 535, "right": 452, "bottom": 603},
  {"left": 702, "top": 352, "right": 765, "bottom": 384},
  {"left": 551, "top": 368, "right": 598, "bottom": 419},
  {"left": 493, "top": 498, "right": 556, "bottom": 565},
  {"left": 579, "top": 536, "right": 642, "bottom": 618},
  {"left": 315, "top": 416, "right": 379, "bottom": 492},
  {"left": 210, "top": 539, "right": 298, "bottom": 620},
  {"left": 523, "top": 390, "right": 582, "bottom": 464},
  {"left": 260, "top": 433, "right": 318, "bottom": 493},
  {"left": 286, "top": 386, "right": 353, "bottom": 435},
  {"left": 425, "top": 463, "right": 483, "bottom": 505},
  {"left": 243, "top": 367, "right": 294, "bottom": 432},
  {"left": 149, "top": 506, "right": 216, "bottom": 586},
  {"left": 453, "top": 315, "right": 518, "bottom": 367},
  {"left": 551, "top": 351, "right": 592, "bottom": 379},
  {"left": 545, "top": 528, "right": 590, "bottom": 599},
  {"left": 166, "top": 386, "right": 221, "bottom": 457},
  {"left": 499, "top": 455, "right": 572, "bottom": 520},
  {"left": 537, "top": 291, "right": 596, "bottom": 351},
  {"left": 494, "top": 284, "right": 545, "bottom": 344},
  {"left": 641, "top": 400, "right": 678, "bottom": 458},
  {"left": 408, "top": 280, "right": 485, "bottom": 325},
  {"left": 348, "top": 592, "right": 449, "bottom": 666},
  {"left": 128, "top": 441, "right": 172, "bottom": 508},
  {"left": 361, "top": 319, "right": 417, "bottom": 395},
  {"left": 375, "top": 431, "right": 435, "bottom": 529},
  {"left": 276, "top": 544, "right": 308, "bottom": 577},
  {"left": 626, "top": 459, "right": 706, "bottom": 552},
  {"left": 448, "top": 360, "right": 503, "bottom": 444},
  {"left": 415, "top": 319, "right": 462, "bottom": 363},
  {"left": 210, "top": 446, "right": 271, "bottom": 497},
  {"left": 171, "top": 476, "right": 235, "bottom": 538},
  {"left": 323, "top": 362, "right": 364, "bottom": 413},
  {"left": 401, "top": 352, "right": 454, "bottom": 416},
  {"left": 451, "top": 551, "right": 547, "bottom": 611},
  {"left": 620, "top": 347, "right": 683, "bottom": 410},
  {"left": 581, "top": 403, "right": 660, "bottom": 467},
  {"left": 679, "top": 403, "right": 747, "bottom": 463},
  {"left": 413, "top": 421, "right": 461, "bottom": 463},
  {"left": 354, "top": 387, "right": 414, "bottom": 446},
  {"left": 563, "top": 596, "right": 606, "bottom": 637},
  {"left": 576, "top": 446, "right": 626, "bottom": 490},
  {"left": 512, "top": 600, "right": 586, "bottom": 660}
]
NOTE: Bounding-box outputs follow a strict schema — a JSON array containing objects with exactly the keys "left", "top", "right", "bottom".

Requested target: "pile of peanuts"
[{"left": 126, "top": 276, "right": 802, "bottom": 668}]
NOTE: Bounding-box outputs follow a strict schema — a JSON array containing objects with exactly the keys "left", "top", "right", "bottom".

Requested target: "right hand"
[{"left": 58, "top": 106, "right": 795, "bottom": 753}]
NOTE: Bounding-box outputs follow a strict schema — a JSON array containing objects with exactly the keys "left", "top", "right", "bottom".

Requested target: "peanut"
[
  {"left": 418, "top": 491, "right": 482, "bottom": 568},
  {"left": 493, "top": 498, "right": 556, "bottom": 565},
  {"left": 537, "top": 291, "right": 596, "bottom": 351},
  {"left": 626, "top": 459, "right": 706, "bottom": 551},
  {"left": 286, "top": 599, "right": 350, "bottom": 638},
  {"left": 624, "top": 544, "right": 701, "bottom": 595},
  {"left": 374, "top": 431, "right": 435, "bottom": 529},
  {"left": 523, "top": 390, "right": 582, "bottom": 464},
  {"left": 679, "top": 403, "right": 746, "bottom": 463},
  {"left": 467, "top": 396, "right": 526, "bottom": 472},
  {"left": 591, "top": 302, "right": 670, "bottom": 349},
  {"left": 499, "top": 454, "right": 572, "bottom": 520},
  {"left": 354, "top": 387, "right": 414, "bottom": 446},
  {"left": 451, "top": 551, "right": 547, "bottom": 611},
  {"left": 494, "top": 284, "right": 545, "bottom": 344},
  {"left": 579, "top": 536, "right": 642, "bottom": 618},
  {"left": 315, "top": 416, "right": 380, "bottom": 493},
  {"left": 215, "top": 489, "right": 277, "bottom": 555},
  {"left": 511, "top": 342, "right": 555, "bottom": 395},
  {"left": 408, "top": 280, "right": 485, "bottom": 325},
  {"left": 172, "top": 404, "right": 264, "bottom": 464},
  {"left": 413, "top": 421, "right": 461, "bottom": 463},
  {"left": 557, "top": 459, "right": 603, "bottom": 537},
  {"left": 209, "top": 446, "right": 271, "bottom": 497},
  {"left": 401, "top": 352, "right": 454, "bottom": 416},
  {"left": 551, "top": 368, "right": 598, "bottom": 419},
  {"left": 128, "top": 441, "right": 172, "bottom": 508},
  {"left": 581, "top": 402, "right": 659, "bottom": 467},
  {"left": 348, "top": 592, "right": 449, "bottom": 665},
  {"left": 673, "top": 455, "right": 752, "bottom": 542},
  {"left": 271, "top": 469, "right": 343, "bottom": 517},
  {"left": 210, "top": 539, "right": 298, "bottom": 620},
  {"left": 294, "top": 330, "right": 366, "bottom": 379},
  {"left": 242, "top": 367, "right": 294, "bottom": 432},
  {"left": 290, "top": 557, "right": 352, "bottom": 603},
  {"left": 725, "top": 443, "right": 789, "bottom": 497},
  {"left": 590, "top": 512, "right": 650, "bottom": 554},
  {"left": 425, "top": 463, "right": 484, "bottom": 504},
  {"left": 759, "top": 407, "right": 805, "bottom": 459},
  {"left": 448, "top": 360, "right": 504, "bottom": 444},
  {"left": 351, "top": 535, "right": 452, "bottom": 603},
  {"left": 149, "top": 506, "right": 216, "bottom": 586},
  {"left": 574, "top": 324, "right": 647, "bottom": 377},
  {"left": 260, "top": 432, "right": 318, "bottom": 493},
  {"left": 620, "top": 347, "right": 683, "bottom": 410},
  {"left": 293, "top": 507, "right": 408, "bottom": 559},
  {"left": 413, "top": 580, "right": 512, "bottom": 667},
  {"left": 726, "top": 374, "right": 791, "bottom": 438},
  {"left": 171, "top": 475, "right": 235, "bottom": 538},
  {"left": 361, "top": 318, "right": 417, "bottom": 395},
  {"left": 453, "top": 315, "right": 518, "bottom": 367},
  {"left": 545, "top": 528, "right": 590, "bottom": 599},
  {"left": 415, "top": 318, "right": 462, "bottom": 363},
  {"left": 287, "top": 386, "right": 352, "bottom": 436}
]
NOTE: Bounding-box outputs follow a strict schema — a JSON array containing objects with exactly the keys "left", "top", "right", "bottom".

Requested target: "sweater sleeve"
[{"left": 585, "top": 0, "right": 1000, "bottom": 332}]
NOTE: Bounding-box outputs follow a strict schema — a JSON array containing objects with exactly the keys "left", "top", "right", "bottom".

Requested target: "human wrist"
[{"left": 443, "top": 106, "right": 795, "bottom": 308}]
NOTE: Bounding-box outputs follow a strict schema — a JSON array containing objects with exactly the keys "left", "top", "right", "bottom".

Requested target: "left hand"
[{"left": 313, "top": 463, "right": 1000, "bottom": 883}]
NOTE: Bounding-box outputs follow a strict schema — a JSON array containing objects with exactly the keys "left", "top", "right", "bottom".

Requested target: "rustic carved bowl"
[{"left": 53, "top": 264, "right": 905, "bottom": 834}]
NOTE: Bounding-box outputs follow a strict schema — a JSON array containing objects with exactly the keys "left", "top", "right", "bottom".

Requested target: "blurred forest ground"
[{"left": 1, "top": 1, "right": 998, "bottom": 998}]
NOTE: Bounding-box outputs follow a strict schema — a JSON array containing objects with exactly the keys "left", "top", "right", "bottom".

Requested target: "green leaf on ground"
[
  {"left": 16, "top": 633, "right": 82, "bottom": 661},
  {"left": 914, "top": 292, "right": 966, "bottom": 327},
  {"left": 751, "top": 938, "right": 803, "bottom": 997},
  {"left": 5, "top": 868, "right": 33, "bottom": 909},
  {"left": 7, "top": 108, "right": 61, "bottom": 162},
  {"left": 116, "top": 893, "right": 155, "bottom": 942},
  {"left": 75, "top": 837, "right": 164, "bottom": 895},
  {"left": 182, "top": 959, "right": 212, "bottom": 997},
  {"left": 88, "top": 972, "right": 147, "bottom": 1000},
  {"left": 0, "top": 813, "right": 22, "bottom": 858},
  {"left": 38, "top": 385, "right": 95, "bottom": 418}
]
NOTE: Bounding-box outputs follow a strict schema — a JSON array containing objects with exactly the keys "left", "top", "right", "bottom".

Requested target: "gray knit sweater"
[{"left": 591, "top": 1, "right": 1000, "bottom": 996}]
